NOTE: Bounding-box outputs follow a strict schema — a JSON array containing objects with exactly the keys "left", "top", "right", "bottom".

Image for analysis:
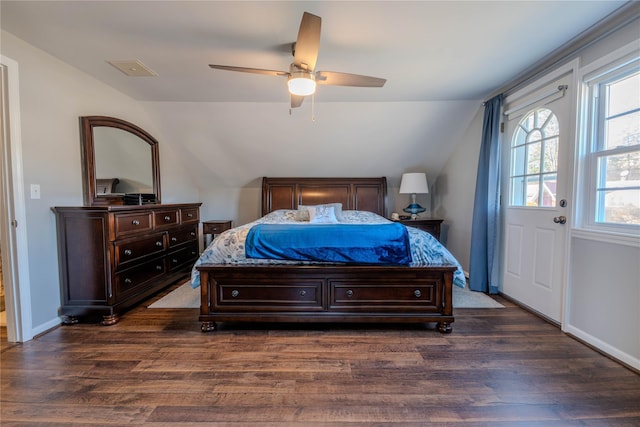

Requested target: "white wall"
[
  {"left": 0, "top": 30, "right": 196, "bottom": 334},
  {"left": 433, "top": 108, "right": 483, "bottom": 267}
]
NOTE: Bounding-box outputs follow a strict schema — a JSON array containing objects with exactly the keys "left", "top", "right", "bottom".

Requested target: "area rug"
[{"left": 149, "top": 281, "right": 504, "bottom": 309}]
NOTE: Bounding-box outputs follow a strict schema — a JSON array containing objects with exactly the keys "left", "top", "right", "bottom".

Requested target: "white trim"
[
  {"left": 563, "top": 324, "right": 640, "bottom": 371},
  {"left": 0, "top": 55, "right": 33, "bottom": 342},
  {"left": 571, "top": 228, "right": 640, "bottom": 248}
]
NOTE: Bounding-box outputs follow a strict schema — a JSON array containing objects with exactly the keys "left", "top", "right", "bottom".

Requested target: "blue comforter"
[{"left": 245, "top": 223, "right": 412, "bottom": 265}]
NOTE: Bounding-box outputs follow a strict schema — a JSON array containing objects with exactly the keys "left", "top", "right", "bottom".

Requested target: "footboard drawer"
[
  {"left": 215, "top": 280, "right": 324, "bottom": 311},
  {"left": 330, "top": 280, "right": 439, "bottom": 311}
]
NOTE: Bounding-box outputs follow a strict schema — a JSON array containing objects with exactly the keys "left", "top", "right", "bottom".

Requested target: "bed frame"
[{"left": 197, "top": 177, "right": 456, "bottom": 333}]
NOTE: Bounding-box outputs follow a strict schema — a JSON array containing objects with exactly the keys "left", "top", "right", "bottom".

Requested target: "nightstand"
[
  {"left": 395, "top": 218, "right": 443, "bottom": 241},
  {"left": 202, "top": 220, "right": 232, "bottom": 246}
]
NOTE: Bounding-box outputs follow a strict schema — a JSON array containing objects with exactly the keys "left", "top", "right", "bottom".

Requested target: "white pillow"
[
  {"left": 297, "top": 203, "right": 344, "bottom": 221},
  {"left": 308, "top": 205, "right": 339, "bottom": 224}
]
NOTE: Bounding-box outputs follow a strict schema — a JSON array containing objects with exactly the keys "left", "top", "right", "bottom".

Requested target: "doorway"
[
  {"left": 1, "top": 55, "right": 33, "bottom": 343},
  {"left": 501, "top": 66, "right": 575, "bottom": 323}
]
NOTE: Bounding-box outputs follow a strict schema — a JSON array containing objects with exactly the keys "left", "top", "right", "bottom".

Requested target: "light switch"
[{"left": 30, "top": 184, "right": 40, "bottom": 199}]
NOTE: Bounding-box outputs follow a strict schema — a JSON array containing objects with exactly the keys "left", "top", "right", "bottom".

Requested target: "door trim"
[{"left": 1, "top": 55, "right": 33, "bottom": 342}]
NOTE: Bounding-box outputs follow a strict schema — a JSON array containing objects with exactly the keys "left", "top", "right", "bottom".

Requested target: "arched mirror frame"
[{"left": 80, "top": 116, "right": 161, "bottom": 206}]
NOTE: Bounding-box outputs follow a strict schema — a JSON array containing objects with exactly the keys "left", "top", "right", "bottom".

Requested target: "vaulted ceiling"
[{"left": 0, "top": 1, "right": 630, "bottom": 191}]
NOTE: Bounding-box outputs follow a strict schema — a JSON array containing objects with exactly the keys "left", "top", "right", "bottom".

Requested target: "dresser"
[
  {"left": 52, "top": 203, "right": 201, "bottom": 325},
  {"left": 395, "top": 218, "right": 443, "bottom": 240}
]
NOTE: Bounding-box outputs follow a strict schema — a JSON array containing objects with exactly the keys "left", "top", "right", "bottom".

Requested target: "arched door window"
[{"left": 510, "top": 108, "right": 560, "bottom": 207}]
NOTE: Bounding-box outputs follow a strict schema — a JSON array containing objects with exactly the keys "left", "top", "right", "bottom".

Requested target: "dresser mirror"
[{"left": 80, "top": 116, "right": 161, "bottom": 206}]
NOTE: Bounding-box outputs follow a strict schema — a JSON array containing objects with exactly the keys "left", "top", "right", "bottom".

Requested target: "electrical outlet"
[{"left": 30, "top": 184, "right": 40, "bottom": 199}]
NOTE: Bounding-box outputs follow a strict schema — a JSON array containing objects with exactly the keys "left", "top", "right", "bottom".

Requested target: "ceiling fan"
[{"left": 209, "top": 12, "right": 386, "bottom": 109}]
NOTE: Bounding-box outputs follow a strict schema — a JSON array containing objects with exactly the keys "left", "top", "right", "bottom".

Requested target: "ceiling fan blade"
[
  {"left": 293, "top": 12, "right": 321, "bottom": 71},
  {"left": 315, "top": 71, "right": 386, "bottom": 87},
  {"left": 209, "top": 64, "right": 289, "bottom": 77},
  {"left": 290, "top": 94, "right": 305, "bottom": 109}
]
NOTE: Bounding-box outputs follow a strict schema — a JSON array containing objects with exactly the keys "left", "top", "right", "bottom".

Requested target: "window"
[
  {"left": 510, "top": 108, "right": 559, "bottom": 207},
  {"left": 585, "top": 62, "right": 640, "bottom": 228}
]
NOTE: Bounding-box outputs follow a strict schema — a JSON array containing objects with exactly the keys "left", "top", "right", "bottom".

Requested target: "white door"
[{"left": 501, "top": 72, "right": 573, "bottom": 322}]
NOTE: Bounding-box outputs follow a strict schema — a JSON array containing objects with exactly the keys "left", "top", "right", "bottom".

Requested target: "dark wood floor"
[{"left": 1, "top": 285, "right": 639, "bottom": 426}]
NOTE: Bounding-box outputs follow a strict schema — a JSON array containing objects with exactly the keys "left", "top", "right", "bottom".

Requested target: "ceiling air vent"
[{"left": 107, "top": 59, "right": 157, "bottom": 77}]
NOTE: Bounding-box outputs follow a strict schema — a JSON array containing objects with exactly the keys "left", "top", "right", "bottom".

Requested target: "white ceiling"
[{"left": 0, "top": 1, "right": 629, "bottom": 104}]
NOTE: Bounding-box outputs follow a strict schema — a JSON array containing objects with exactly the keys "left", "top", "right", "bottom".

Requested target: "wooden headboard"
[{"left": 261, "top": 177, "right": 388, "bottom": 217}]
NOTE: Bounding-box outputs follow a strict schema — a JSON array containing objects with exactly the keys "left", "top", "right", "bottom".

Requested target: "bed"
[{"left": 194, "top": 177, "right": 464, "bottom": 333}]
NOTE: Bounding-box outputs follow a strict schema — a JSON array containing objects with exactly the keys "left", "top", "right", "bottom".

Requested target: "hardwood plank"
[{"left": 1, "top": 286, "right": 638, "bottom": 425}]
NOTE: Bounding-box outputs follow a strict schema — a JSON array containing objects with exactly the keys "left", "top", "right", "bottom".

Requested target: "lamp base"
[{"left": 403, "top": 203, "right": 425, "bottom": 220}]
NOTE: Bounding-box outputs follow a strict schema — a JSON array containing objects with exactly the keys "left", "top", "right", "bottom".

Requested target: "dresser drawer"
[
  {"left": 154, "top": 209, "right": 180, "bottom": 229},
  {"left": 114, "top": 211, "right": 153, "bottom": 238},
  {"left": 167, "top": 242, "right": 199, "bottom": 271},
  {"left": 168, "top": 224, "right": 198, "bottom": 248},
  {"left": 215, "top": 280, "right": 323, "bottom": 311},
  {"left": 181, "top": 207, "right": 200, "bottom": 224},
  {"left": 114, "top": 232, "right": 167, "bottom": 270},
  {"left": 330, "top": 281, "right": 438, "bottom": 310},
  {"left": 115, "top": 258, "right": 167, "bottom": 300}
]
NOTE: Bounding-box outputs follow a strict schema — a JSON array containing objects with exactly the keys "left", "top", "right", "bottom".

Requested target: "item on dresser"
[
  {"left": 52, "top": 203, "right": 201, "bottom": 325},
  {"left": 123, "top": 193, "right": 157, "bottom": 205},
  {"left": 194, "top": 177, "right": 463, "bottom": 334}
]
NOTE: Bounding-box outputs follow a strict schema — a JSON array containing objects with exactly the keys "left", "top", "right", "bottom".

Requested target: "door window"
[{"left": 509, "top": 108, "right": 560, "bottom": 207}]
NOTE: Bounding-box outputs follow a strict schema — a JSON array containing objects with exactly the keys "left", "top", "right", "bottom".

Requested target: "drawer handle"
[
  {"left": 156, "top": 241, "right": 163, "bottom": 247},
  {"left": 124, "top": 249, "right": 132, "bottom": 256},
  {"left": 124, "top": 278, "right": 132, "bottom": 284},
  {"left": 131, "top": 220, "right": 140, "bottom": 225},
  {"left": 156, "top": 265, "right": 163, "bottom": 271},
  {"left": 346, "top": 289, "right": 353, "bottom": 297},
  {"left": 171, "top": 237, "right": 177, "bottom": 242},
  {"left": 414, "top": 289, "right": 422, "bottom": 298},
  {"left": 187, "top": 213, "right": 193, "bottom": 217},
  {"left": 299, "top": 290, "right": 307, "bottom": 297},
  {"left": 172, "top": 258, "right": 178, "bottom": 264},
  {"left": 191, "top": 251, "right": 196, "bottom": 255},
  {"left": 231, "top": 289, "right": 239, "bottom": 298},
  {"left": 164, "top": 216, "right": 171, "bottom": 221},
  {"left": 210, "top": 227, "right": 217, "bottom": 231},
  {"left": 190, "top": 232, "right": 196, "bottom": 237}
]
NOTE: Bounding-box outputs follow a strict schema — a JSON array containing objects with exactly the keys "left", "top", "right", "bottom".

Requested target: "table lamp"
[{"left": 399, "top": 172, "right": 429, "bottom": 219}]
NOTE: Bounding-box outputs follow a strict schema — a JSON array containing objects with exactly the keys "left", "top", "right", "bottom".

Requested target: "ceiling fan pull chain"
[{"left": 311, "top": 94, "right": 316, "bottom": 122}]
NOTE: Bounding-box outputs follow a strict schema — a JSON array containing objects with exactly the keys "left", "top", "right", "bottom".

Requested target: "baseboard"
[{"left": 563, "top": 324, "right": 640, "bottom": 373}]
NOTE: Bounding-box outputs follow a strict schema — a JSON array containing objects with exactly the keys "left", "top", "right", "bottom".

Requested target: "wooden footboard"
[{"left": 197, "top": 264, "right": 456, "bottom": 333}]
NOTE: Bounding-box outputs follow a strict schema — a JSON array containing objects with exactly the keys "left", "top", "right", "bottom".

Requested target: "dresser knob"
[
  {"left": 156, "top": 265, "right": 162, "bottom": 271},
  {"left": 231, "top": 289, "right": 239, "bottom": 298},
  {"left": 156, "top": 241, "right": 163, "bottom": 247},
  {"left": 131, "top": 220, "right": 140, "bottom": 225},
  {"left": 299, "top": 290, "right": 307, "bottom": 297},
  {"left": 187, "top": 213, "right": 193, "bottom": 217},
  {"left": 190, "top": 232, "right": 196, "bottom": 236},
  {"left": 124, "top": 249, "right": 132, "bottom": 256},
  {"left": 414, "top": 289, "right": 422, "bottom": 298},
  {"left": 124, "top": 278, "right": 132, "bottom": 284},
  {"left": 172, "top": 258, "right": 178, "bottom": 264},
  {"left": 171, "top": 237, "right": 177, "bottom": 242},
  {"left": 164, "top": 216, "right": 171, "bottom": 221},
  {"left": 346, "top": 289, "right": 353, "bottom": 297}
]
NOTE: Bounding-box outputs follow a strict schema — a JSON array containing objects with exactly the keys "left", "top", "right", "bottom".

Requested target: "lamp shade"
[{"left": 399, "top": 173, "right": 429, "bottom": 194}]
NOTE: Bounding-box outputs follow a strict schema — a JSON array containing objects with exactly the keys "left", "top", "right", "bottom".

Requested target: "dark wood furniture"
[
  {"left": 197, "top": 177, "right": 456, "bottom": 333},
  {"left": 395, "top": 218, "right": 443, "bottom": 241},
  {"left": 202, "top": 220, "right": 233, "bottom": 246},
  {"left": 53, "top": 203, "right": 201, "bottom": 325}
]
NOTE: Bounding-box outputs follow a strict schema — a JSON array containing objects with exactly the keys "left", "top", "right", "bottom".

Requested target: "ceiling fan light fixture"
[{"left": 288, "top": 71, "right": 316, "bottom": 96}]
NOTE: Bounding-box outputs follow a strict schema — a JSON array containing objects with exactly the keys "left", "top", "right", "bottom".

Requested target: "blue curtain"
[{"left": 469, "top": 94, "right": 503, "bottom": 294}]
